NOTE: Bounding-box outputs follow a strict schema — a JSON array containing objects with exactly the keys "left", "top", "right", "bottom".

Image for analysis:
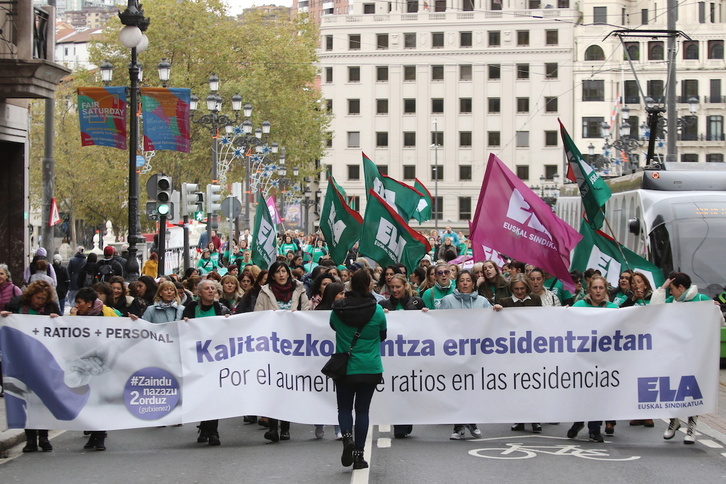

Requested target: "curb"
[{"left": 0, "top": 429, "right": 25, "bottom": 454}]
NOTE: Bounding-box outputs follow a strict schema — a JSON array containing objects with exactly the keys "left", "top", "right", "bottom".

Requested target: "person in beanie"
[
  {"left": 97, "top": 246, "right": 124, "bottom": 283},
  {"left": 23, "top": 247, "right": 57, "bottom": 287}
]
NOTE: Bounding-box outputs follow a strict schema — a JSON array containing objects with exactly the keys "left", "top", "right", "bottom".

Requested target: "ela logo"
[
  {"left": 376, "top": 218, "right": 406, "bottom": 260},
  {"left": 586, "top": 246, "right": 621, "bottom": 287},
  {"left": 505, "top": 189, "right": 552, "bottom": 240},
  {"left": 637, "top": 375, "right": 703, "bottom": 403},
  {"left": 326, "top": 203, "right": 347, "bottom": 244}
]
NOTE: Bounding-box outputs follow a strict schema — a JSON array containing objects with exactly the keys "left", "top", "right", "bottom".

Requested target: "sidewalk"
[{"left": 2, "top": 374, "right": 726, "bottom": 452}]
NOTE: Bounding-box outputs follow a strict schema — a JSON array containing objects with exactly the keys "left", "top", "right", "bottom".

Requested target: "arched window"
[
  {"left": 648, "top": 42, "right": 664, "bottom": 60},
  {"left": 683, "top": 41, "right": 699, "bottom": 60},
  {"left": 708, "top": 40, "right": 724, "bottom": 60},
  {"left": 584, "top": 45, "right": 605, "bottom": 61}
]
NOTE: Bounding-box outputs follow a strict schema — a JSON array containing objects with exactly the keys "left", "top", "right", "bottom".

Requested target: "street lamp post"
[
  {"left": 117, "top": 0, "right": 150, "bottom": 280},
  {"left": 300, "top": 186, "right": 315, "bottom": 234}
]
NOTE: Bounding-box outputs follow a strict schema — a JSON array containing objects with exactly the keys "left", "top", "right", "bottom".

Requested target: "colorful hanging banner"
[
  {"left": 141, "top": 88, "right": 191, "bottom": 153},
  {"left": 77, "top": 87, "right": 127, "bottom": 150}
]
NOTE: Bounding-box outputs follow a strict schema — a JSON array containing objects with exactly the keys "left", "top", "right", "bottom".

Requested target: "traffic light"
[
  {"left": 181, "top": 183, "right": 199, "bottom": 217},
  {"left": 153, "top": 175, "right": 173, "bottom": 217},
  {"left": 206, "top": 184, "right": 222, "bottom": 213}
]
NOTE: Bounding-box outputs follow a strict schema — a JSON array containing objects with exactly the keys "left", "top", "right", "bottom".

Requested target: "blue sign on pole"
[{"left": 136, "top": 155, "right": 146, "bottom": 167}]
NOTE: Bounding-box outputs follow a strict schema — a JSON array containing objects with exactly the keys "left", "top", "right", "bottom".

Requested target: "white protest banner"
[{"left": 0, "top": 302, "right": 720, "bottom": 430}]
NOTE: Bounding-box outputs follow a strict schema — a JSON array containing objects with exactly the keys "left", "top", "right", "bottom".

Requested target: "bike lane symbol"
[{"left": 468, "top": 435, "right": 640, "bottom": 462}]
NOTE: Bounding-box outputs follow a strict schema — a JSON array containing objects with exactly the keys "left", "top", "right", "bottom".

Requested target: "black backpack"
[{"left": 96, "top": 260, "right": 116, "bottom": 283}]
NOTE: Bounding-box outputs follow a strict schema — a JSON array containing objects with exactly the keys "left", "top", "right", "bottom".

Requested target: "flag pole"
[{"left": 597, "top": 207, "right": 635, "bottom": 274}]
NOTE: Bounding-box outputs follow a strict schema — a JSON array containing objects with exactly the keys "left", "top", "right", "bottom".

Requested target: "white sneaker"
[
  {"left": 314, "top": 425, "right": 324, "bottom": 439},
  {"left": 663, "top": 418, "right": 681, "bottom": 440},
  {"left": 684, "top": 417, "right": 697, "bottom": 445},
  {"left": 467, "top": 424, "right": 482, "bottom": 438},
  {"left": 450, "top": 426, "right": 465, "bottom": 440},
  {"left": 335, "top": 431, "right": 343, "bottom": 440}
]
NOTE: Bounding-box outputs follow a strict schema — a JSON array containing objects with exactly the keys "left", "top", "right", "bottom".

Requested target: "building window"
[
  {"left": 516, "top": 131, "right": 530, "bottom": 147},
  {"left": 488, "top": 64, "right": 501, "bottom": 80},
  {"left": 683, "top": 41, "right": 699, "bottom": 59},
  {"left": 545, "top": 97, "right": 558, "bottom": 112},
  {"left": 347, "top": 132, "right": 360, "bottom": 148},
  {"left": 403, "top": 131, "right": 416, "bottom": 147},
  {"left": 403, "top": 98, "right": 416, "bottom": 114},
  {"left": 403, "top": 165, "right": 416, "bottom": 180},
  {"left": 460, "top": 131, "right": 472, "bottom": 147},
  {"left": 680, "top": 153, "right": 698, "bottom": 162},
  {"left": 490, "top": 0, "right": 502, "bottom": 10},
  {"left": 459, "top": 197, "right": 472, "bottom": 220},
  {"left": 593, "top": 6, "right": 607, "bottom": 24},
  {"left": 707, "top": 153, "right": 724, "bottom": 163},
  {"left": 324, "top": 67, "right": 333, "bottom": 83},
  {"left": 348, "top": 67, "right": 360, "bottom": 82},
  {"left": 546, "top": 30, "right": 558, "bottom": 45},
  {"left": 377, "top": 66, "right": 389, "bottom": 81},
  {"left": 641, "top": 8, "right": 649, "bottom": 24},
  {"left": 378, "top": 165, "right": 389, "bottom": 176},
  {"left": 517, "top": 97, "right": 530, "bottom": 113},
  {"left": 459, "top": 165, "right": 472, "bottom": 181},
  {"left": 432, "top": 98, "right": 444, "bottom": 114},
  {"left": 431, "top": 165, "right": 444, "bottom": 180},
  {"left": 582, "top": 116, "right": 605, "bottom": 138},
  {"left": 489, "top": 31, "right": 501, "bottom": 47},
  {"left": 529, "top": 0, "right": 541, "bottom": 7},
  {"left": 376, "top": 99, "right": 388, "bottom": 115},
  {"left": 349, "top": 34, "right": 361, "bottom": 50},
  {"left": 488, "top": 131, "right": 500, "bottom": 146},
  {"left": 585, "top": 45, "right": 605, "bottom": 61},
  {"left": 463, "top": 0, "right": 474, "bottom": 10},
  {"left": 363, "top": 3, "right": 375, "bottom": 13},
  {"left": 488, "top": 97, "right": 501, "bottom": 113},
  {"left": 624, "top": 42, "right": 640, "bottom": 61},
  {"left": 681, "top": 79, "right": 698, "bottom": 101},
  {"left": 583, "top": 80, "right": 605, "bottom": 101},
  {"left": 545, "top": 63, "right": 558, "bottom": 79},
  {"left": 325, "top": 35, "right": 333, "bottom": 51},
  {"left": 432, "top": 65, "right": 444, "bottom": 81},
  {"left": 404, "top": 32, "right": 416, "bottom": 49},
  {"left": 648, "top": 41, "right": 664, "bottom": 60},
  {"left": 624, "top": 80, "right": 639, "bottom": 104},
  {"left": 460, "top": 64, "right": 472, "bottom": 81},
  {"left": 460, "top": 31, "right": 473, "bottom": 48},
  {"left": 516, "top": 165, "right": 530, "bottom": 180},
  {"left": 517, "top": 64, "right": 530, "bottom": 79},
  {"left": 517, "top": 30, "right": 530, "bottom": 46},
  {"left": 708, "top": 40, "right": 724, "bottom": 59},
  {"left": 347, "top": 99, "right": 360, "bottom": 115},
  {"left": 325, "top": 100, "right": 333, "bottom": 112},
  {"left": 648, "top": 79, "right": 665, "bottom": 103},
  {"left": 431, "top": 131, "right": 444, "bottom": 147},
  {"left": 460, "top": 97, "right": 472, "bottom": 114},
  {"left": 707, "top": 115, "right": 724, "bottom": 141},
  {"left": 348, "top": 165, "right": 360, "bottom": 180},
  {"left": 710, "top": 79, "right": 722, "bottom": 103},
  {"left": 699, "top": 1, "right": 706, "bottom": 22},
  {"left": 545, "top": 130, "right": 558, "bottom": 146},
  {"left": 325, "top": 133, "right": 333, "bottom": 148},
  {"left": 432, "top": 32, "right": 444, "bottom": 48},
  {"left": 376, "top": 132, "right": 389, "bottom": 147},
  {"left": 404, "top": 65, "right": 416, "bottom": 81},
  {"left": 377, "top": 33, "right": 389, "bottom": 50},
  {"left": 432, "top": 197, "right": 443, "bottom": 220},
  {"left": 406, "top": 0, "right": 418, "bottom": 12}
]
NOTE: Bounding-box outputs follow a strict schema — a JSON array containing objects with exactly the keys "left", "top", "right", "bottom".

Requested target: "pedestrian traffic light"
[
  {"left": 155, "top": 175, "right": 172, "bottom": 203},
  {"left": 206, "top": 184, "right": 222, "bottom": 213},
  {"left": 181, "top": 183, "right": 199, "bottom": 216},
  {"left": 195, "top": 191, "right": 205, "bottom": 212}
]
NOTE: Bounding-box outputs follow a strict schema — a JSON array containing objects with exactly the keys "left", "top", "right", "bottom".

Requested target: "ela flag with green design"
[
  {"left": 320, "top": 176, "right": 363, "bottom": 265},
  {"left": 251, "top": 193, "right": 277, "bottom": 269},
  {"left": 363, "top": 153, "right": 423, "bottom": 220},
  {"left": 559, "top": 120, "right": 611, "bottom": 229},
  {"left": 359, "top": 189, "right": 431, "bottom": 274},
  {"left": 412, "top": 178, "right": 433, "bottom": 224},
  {"left": 570, "top": 219, "right": 665, "bottom": 290}
]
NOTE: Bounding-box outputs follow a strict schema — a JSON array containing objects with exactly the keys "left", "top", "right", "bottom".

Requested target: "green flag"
[
  {"left": 559, "top": 119, "right": 612, "bottom": 229},
  {"left": 570, "top": 219, "right": 665, "bottom": 290},
  {"left": 359, "top": 189, "right": 431, "bottom": 274},
  {"left": 320, "top": 176, "right": 363, "bottom": 264},
  {"left": 363, "top": 152, "right": 423, "bottom": 220},
  {"left": 251, "top": 193, "right": 277, "bottom": 269},
  {"left": 412, "top": 178, "right": 433, "bottom": 224}
]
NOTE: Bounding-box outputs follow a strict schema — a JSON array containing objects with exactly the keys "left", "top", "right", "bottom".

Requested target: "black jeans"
[{"left": 336, "top": 379, "right": 377, "bottom": 448}]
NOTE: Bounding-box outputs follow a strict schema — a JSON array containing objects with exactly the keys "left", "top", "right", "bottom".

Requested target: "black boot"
[
  {"left": 83, "top": 433, "right": 98, "bottom": 450},
  {"left": 37, "top": 430, "right": 52, "bottom": 452},
  {"left": 352, "top": 448, "right": 368, "bottom": 470},
  {"left": 208, "top": 432, "right": 220, "bottom": 446},
  {"left": 23, "top": 430, "right": 38, "bottom": 453},
  {"left": 196, "top": 424, "right": 208, "bottom": 443},
  {"left": 264, "top": 419, "right": 279, "bottom": 442},
  {"left": 94, "top": 432, "right": 106, "bottom": 451},
  {"left": 341, "top": 432, "right": 354, "bottom": 467}
]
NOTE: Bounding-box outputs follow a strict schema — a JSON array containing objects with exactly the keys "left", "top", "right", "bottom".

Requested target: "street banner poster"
[
  {"left": 0, "top": 303, "right": 720, "bottom": 429},
  {"left": 77, "top": 87, "right": 127, "bottom": 150},
  {"left": 470, "top": 154, "right": 582, "bottom": 290},
  {"left": 141, "top": 87, "right": 191, "bottom": 153},
  {"left": 559, "top": 119, "right": 612, "bottom": 230},
  {"left": 251, "top": 193, "right": 277, "bottom": 269},
  {"left": 359, "top": 189, "right": 431, "bottom": 274},
  {"left": 571, "top": 219, "right": 665, "bottom": 289},
  {"left": 320, "top": 176, "right": 363, "bottom": 265},
  {"left": 363, "top": 153, "right": 424, "bottom": 220},
  {"left": 412, "top": 178, "right": 433, "bottom": 225}
]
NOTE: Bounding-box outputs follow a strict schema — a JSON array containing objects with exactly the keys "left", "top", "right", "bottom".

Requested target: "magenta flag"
[
  {"left": 470, "top": 154, "right": 582, "bottom": 290},
  {"left": 266, "top": 196, "right": 281, "bottom": 224},
  {"left": 469, "top": 220, "right": 508, "bottom": 268}
]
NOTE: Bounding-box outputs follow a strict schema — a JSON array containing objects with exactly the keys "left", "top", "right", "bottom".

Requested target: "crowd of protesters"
[{"left": 0, "top": 226, "right": 721, "bottom": 467}]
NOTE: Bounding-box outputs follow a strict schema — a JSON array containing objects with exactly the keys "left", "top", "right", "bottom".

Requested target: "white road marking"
[
  {"left": 377, "top": 437, "right": 391, "bottom": 448},
  {"left": 378, "top": 425, "right": 391, "bottom": 433},
  {"left": 350, "top": 425, "right": 373, "bottom": 484},
  {"left": 698, "top": 439, "right": 723, "bottom": 448}
]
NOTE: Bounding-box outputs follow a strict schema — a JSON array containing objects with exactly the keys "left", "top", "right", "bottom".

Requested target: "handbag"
[{"left": 321, "top": 324, "right": 365, "bottom": 380}]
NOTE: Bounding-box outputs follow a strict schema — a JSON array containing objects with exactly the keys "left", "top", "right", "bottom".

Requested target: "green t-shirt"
[
  {"left": 195, "top": 305, "right": 217, "bottom": 318},
  {"left": 422, "top": 284, "right": 454, "bottom": 309},
  {"left": 331, "top": 305, "right": 387, "bottom": 375},
  {"left": 572, "top": 299, "right": 619, "bottom": 309}
]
